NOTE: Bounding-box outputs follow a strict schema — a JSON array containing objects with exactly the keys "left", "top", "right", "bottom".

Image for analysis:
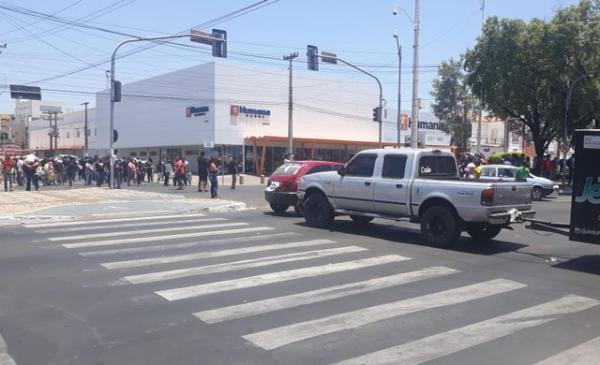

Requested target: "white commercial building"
[{"left": 90, "top": 62, "right": 451, "bottom": 173}]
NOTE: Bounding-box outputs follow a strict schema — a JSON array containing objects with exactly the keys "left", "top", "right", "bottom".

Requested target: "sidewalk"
[{"left": 0, "top": 185, "right": 249, "bottom": 225}]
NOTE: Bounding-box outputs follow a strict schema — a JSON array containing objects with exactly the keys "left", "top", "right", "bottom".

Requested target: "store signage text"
[
  {"left": 230, "top": 105, "right": 271, "bottom": 118},
  {"left": 186, "top": 106, "right": 209, "bottom": 118},
  {"left": 575, "top": 177, "right": 600, "bottom": 204}
]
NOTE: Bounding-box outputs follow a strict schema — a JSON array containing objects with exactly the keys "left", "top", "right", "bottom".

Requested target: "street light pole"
[
  {"left": 410, "top": 0, "right": 420, "bottom": 149},
  {"left": 109, "top": 34, "right": 192, "bottom": 188},
  {"left": 283, "top": 52, "right": 298, "bottom": 155},
  {"left": 394, "top": 30, "right": 402, "bottom": 148},
  {"left": 476, "top": 0, "right": 486, "bottom": 154}
]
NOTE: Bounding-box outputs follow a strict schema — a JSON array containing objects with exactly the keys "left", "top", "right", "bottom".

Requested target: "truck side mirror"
[{"left": 337, "top": 167, "right": 346, "bottom": 176}]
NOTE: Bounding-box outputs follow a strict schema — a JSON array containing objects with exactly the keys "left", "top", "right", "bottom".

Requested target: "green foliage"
[
  {"left": 430, "top": 57, "right": 476, "bottom": 149},
  {"left": 462, "top": 0, "right": 600, "bottom": 168},
  {"left": 487, "top": 152, "right": 524, "bottom": 164}
]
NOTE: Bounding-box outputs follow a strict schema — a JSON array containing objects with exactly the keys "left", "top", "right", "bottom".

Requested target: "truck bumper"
[{"left": 488, "top": 209, "right": 536, "bottom": 225}]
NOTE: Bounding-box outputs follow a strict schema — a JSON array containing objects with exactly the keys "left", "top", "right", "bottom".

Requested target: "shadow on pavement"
[
  {"left": 553, "top": 255, "right": 600, "bottom": 276},
  {"left": 294, "top": 219, "right": 527, "bottom": 256}
]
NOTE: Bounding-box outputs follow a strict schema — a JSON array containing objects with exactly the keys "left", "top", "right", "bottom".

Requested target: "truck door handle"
[
  {"left": 364, "top": 182, "right": 371, "bottom": 186},
  {"left": 396, "top": 184, "right": 403, "bottom": 188}
]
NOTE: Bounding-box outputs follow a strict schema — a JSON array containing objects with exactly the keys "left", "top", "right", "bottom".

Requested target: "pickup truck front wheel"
[
  {"left": 303, "top": 193, "right": 334, "bottom": 228},
  {"left": 420, "top": 206, "right": 460, "bottom": 248},
  {"left": 466, "top": 223, "right": 502, "bottom": 242}
]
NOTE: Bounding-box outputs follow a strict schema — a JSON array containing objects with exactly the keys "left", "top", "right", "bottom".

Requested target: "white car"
[{"left": 479, "top": 165, "right": 557, "bottom": 200}]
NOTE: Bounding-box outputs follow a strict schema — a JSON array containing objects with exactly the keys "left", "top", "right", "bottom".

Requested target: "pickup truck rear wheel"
[
  {"left": 270, "top": 203, "right": 289, "bottom": 214},
  {"left": 466, "top": 224, "right": 502, "bottom": 242},
  {"left": 350, "top": 215, "right": 374, "bottom": 224},
  {"left": 303, "top": 193, "right": 334, "bottom": 228},
  {"left": 420, "top": 206, "right": 460, "bottom": 248}
]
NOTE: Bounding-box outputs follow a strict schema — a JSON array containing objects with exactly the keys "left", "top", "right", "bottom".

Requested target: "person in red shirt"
[
  {"left": 542, "top": 156, "right": 553, "bottom": 179},
  {"left": 2, "top": 154, "right": 14, "bottom": 192},
  {"left": 174, "top": 158, "right": 186, "bottom": 190}
]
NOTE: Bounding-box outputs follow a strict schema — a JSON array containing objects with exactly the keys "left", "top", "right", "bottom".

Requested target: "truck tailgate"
[{"left": 493, "top": 182, "right": 532, "bottom": 206}]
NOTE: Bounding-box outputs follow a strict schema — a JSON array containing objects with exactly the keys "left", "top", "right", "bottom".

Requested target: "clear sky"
[{"left": 0, "top": 0, "right": 580, "bottom": 114}]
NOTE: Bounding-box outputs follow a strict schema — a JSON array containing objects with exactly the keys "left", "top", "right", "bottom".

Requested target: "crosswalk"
[{"left": 25, "top": 213, "right": 600, "bottom": 364}]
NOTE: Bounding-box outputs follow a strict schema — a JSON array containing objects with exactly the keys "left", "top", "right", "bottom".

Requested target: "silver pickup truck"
[{"left": 297, "top": 148, "right": 536, "bottom": 247}]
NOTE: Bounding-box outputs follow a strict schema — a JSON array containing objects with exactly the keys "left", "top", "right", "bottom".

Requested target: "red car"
[{"left": 265, "top": 160, "right": 344, "bottom": 214}]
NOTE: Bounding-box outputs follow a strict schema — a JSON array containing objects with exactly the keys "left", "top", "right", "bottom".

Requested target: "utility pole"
[
  {"left": 476, "top": 0, "right": 486, "bottom": 154},
  {"left": 81, "top": 102, "right": 89, "bottom": 155},
  {"left": 53, "top": 112, "right": 59, "bottom": 155},
  {"left": 283, "top": 52, "right": 298, "bottom": 155},
  {"left": 48, "top": 115, "right": 53, "bottom": 155},
  {"left": 410, "top": 0, "right": 421, "bottom": 149},
  {"left": 394, "top": 30, "right": 402, "bottom": 148}
]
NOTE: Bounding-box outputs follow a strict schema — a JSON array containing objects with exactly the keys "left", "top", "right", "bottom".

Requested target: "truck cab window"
[
  {"left": 382, "top": 155, "right": 407, "bottom": 179},
  {"left": 345, "top": 154, "right": 377, "bottom": 177}
]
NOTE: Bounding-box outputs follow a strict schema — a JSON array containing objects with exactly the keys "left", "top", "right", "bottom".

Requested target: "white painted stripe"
[
  {"left": 101, "top": 239, "right": 336, "bottom": 270},
  {"left": 0, "top": 332, "right": 17, "bottom": 365},
  {"left": 35, "top": 217, "right": 227, "bottom": 233},
  {"left": 79, "top": 232, "right": 299, "bottom": 257},
  {"left": 196, "top": 266, "right": 460, "bottom": 324},
  {"left": 24, "top": 213, "right": 207, "bottom": 228},
  {"left": 533, "top": 336, "right": 600, "bottom": 365},
  {"left": 155, "top": 255, "right": 410, "bottom": 301},
  {"left": 334, "top": 294, "right": 600, "bottom": 365},
  {"left": 243, "top": 278, "right": 526, "bottom": 350},
  {"left": 122, "top": 246, "right": 369, "bottom": 285},
  {"left": 62, "top": 226, "right": 274, "bottom": 249},
  {"left": 50, "top": 222, "right": 248, "bottom": 241}
]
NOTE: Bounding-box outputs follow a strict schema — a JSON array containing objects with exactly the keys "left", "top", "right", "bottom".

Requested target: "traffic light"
[
  {"left": 307, "top": 45, "right": 319, "bottom": 71},
  {"left": 113, "top": 129, "right": 119, "bottom": 143},
  {"left": 372, "top": 107, "right": 381, "bottom": 122},
  {"left": 212, "top": 29, "right": 227, "bottom": 58}
]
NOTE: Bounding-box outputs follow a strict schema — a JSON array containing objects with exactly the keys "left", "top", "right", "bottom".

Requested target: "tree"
[
  {"left": 431, "top": 57, "right": 476, "bottom": 150},
  {"left": 463, "top": 0, "right": 600, "bottom": 172}
]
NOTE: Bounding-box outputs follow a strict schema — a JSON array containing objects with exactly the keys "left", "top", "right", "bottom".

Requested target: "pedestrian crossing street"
[{"left": 24, "top": 213, "right": 600, "bottom": 364}]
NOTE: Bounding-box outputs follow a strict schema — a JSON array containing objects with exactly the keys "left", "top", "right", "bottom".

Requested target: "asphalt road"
[{"left": 0, "top": 193, "right": 599, "bottom": 365}]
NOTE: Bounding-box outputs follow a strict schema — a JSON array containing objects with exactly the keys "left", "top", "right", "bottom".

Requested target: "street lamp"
[
  {"left": 393, "top": 2, "right": 420, "bottom": 149},
  {"left": 393, "top": 28, "right": 402, "bottom": 148}
]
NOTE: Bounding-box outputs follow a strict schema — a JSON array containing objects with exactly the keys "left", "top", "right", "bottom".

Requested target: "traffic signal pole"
[
  {"left": 109, "top": 31, "right": 226, "bottom": 188},
  {"left": 321, "top": 55, "right": 384, "bottom": 148}
]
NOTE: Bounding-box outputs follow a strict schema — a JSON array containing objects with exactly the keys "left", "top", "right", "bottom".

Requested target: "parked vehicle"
[
  {"left": 298, "top": 149, "right": 536, "bottom": 247},
  {"left": 265, "top": 160, "right": 344, "bottom": 214},
  {"left": 479, "top": 165, "right": 557, "bottom": 200}
]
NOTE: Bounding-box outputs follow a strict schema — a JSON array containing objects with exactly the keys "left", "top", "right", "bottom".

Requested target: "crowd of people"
[
  {"left": 457, "top": 153, "right": 531, "bottom": 181},
  {"left": 1, "top": 152, "right": 241, "bottom": 198}
]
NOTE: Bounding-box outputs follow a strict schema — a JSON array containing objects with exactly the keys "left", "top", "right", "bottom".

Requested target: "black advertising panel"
[
  {"left": 10, "top": 85, "right": 41, "bottom": 100},
  {"left": 570, "top": 129, "right": 600, "bottom": 243}
]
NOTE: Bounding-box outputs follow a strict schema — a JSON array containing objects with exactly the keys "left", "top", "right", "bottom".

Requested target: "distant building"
[
  {"left": 13, "top": 100, "right": 67, "bottom": 149},
  {"left": 0, "top": 113, "right": 14, "bottom": 144},
  {"left": 28, "top": 108, "right": 95, "bottom": 155}
]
